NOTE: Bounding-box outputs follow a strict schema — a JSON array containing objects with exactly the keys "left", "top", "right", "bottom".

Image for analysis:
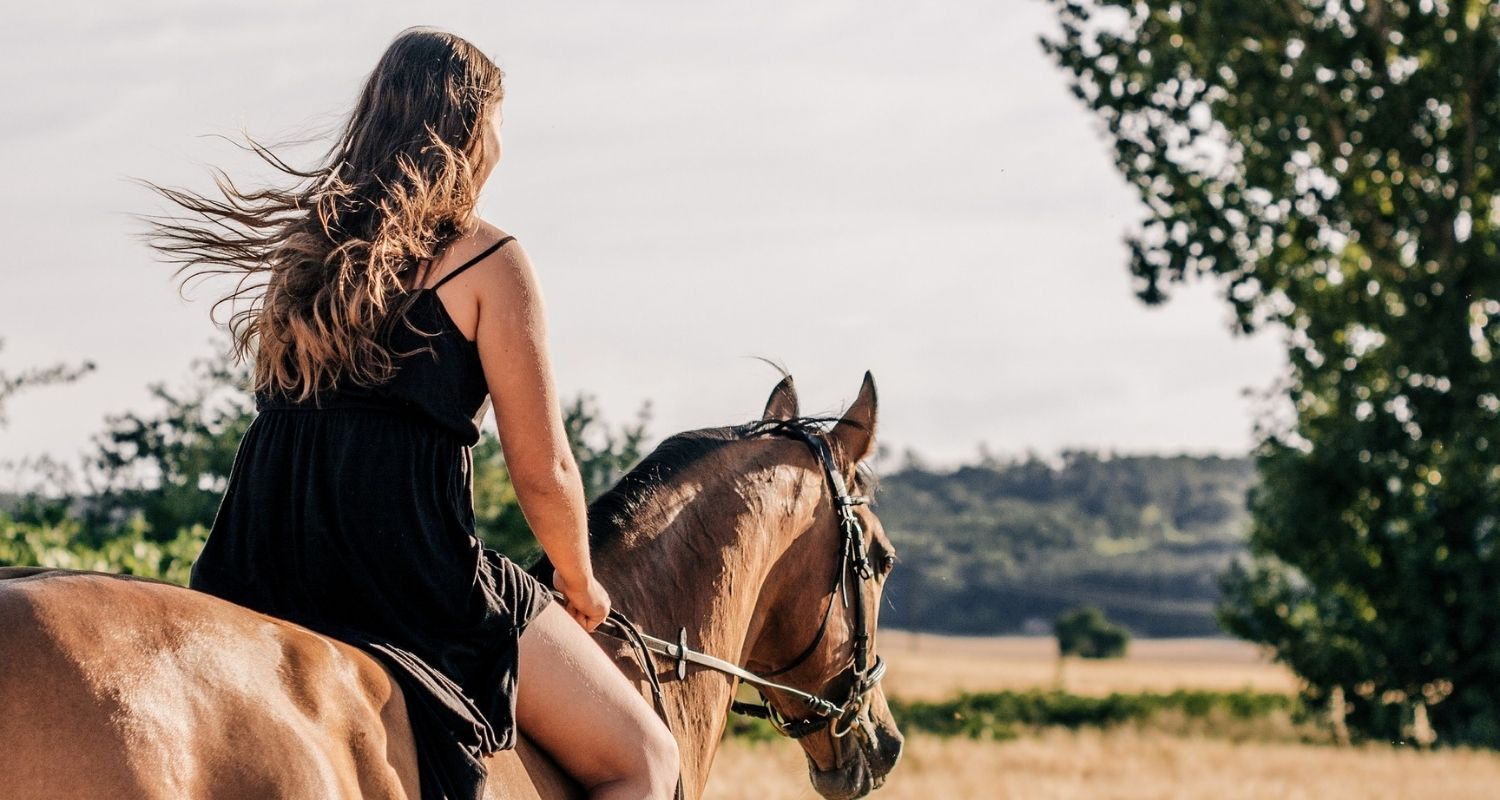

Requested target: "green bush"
[
  {"left": 721, "top": 688, "right": 1306, "bottom": 742},
  {"left": 1054, "top": 606, "right": 1131, "bottom": 659},
  {"left": 887, "top": 689, "right": 1301, "bottom": 740},
  {"left": 0, "top": 511, "right": 206, "bottom": 585}
]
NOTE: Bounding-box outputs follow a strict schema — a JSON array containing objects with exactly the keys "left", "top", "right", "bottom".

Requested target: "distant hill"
[{"left": 874, "top": 451, "right": 1254, "bottom": 637}]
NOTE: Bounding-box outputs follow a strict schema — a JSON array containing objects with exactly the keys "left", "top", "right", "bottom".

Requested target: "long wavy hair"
[{"left": 131, "top": 26, "right": 503, "bottom": 403}]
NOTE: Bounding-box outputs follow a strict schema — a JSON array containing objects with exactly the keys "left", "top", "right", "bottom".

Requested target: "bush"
[
  {"left": 1054, "top": 606, "right": 1130, "bottom": 659},
  {"left": 722, "top": 688, "right": 1309, "bottom": 742},
  {"left": 0, "top": 511, "right": 206, "bottom": 585}
]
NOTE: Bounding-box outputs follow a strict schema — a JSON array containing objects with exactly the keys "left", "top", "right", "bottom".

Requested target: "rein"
[{"left": 547, "top": 420, "right": 886, "bottom": 797}]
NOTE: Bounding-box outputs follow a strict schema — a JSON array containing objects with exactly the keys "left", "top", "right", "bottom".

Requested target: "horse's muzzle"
[{"left": 807, "top": 718, "right": 903, "bottom": 799}]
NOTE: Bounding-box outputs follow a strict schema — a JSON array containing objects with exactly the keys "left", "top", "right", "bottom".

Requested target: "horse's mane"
[{"left": 523, "top": 415, "right": 875, "bottom": 585}]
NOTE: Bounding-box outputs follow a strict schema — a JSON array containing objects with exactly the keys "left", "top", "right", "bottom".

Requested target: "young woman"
[{"left": 136, "top": 26, "right": 680, "bottom": 800}]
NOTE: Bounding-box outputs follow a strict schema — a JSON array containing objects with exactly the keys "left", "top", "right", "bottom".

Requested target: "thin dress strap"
[{"left": 429, "top": 236, "right": 516, "bottom": 291}]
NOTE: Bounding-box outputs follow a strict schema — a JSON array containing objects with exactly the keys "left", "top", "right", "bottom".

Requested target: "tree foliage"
[
  {"left": 2, "top": 343, "right": 653, "bottom": 581},
  {"left": 878, "top": 451, "right": 1253, "bottom": 636},
  {"left": 473, "top": 392, "right": 651, "bottom": 562},
  {"left": 0, "top": 337, "right": 96, "bottom": 497},
  {"left": 1043, "top": 0, "right": 1500, "bottom": 746},
  {"left": 83, "top": 353, "right": 254, "bottom": 544},
  {"left": 1055, "top": 606, "right": 1132, "bottom": 659},
  {"left": 0, "top": 512, "right": 204, "bottom": 586}
]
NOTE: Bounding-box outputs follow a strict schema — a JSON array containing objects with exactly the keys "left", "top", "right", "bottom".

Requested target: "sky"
[{"left": 0, "top": 1, "right": 1286, "bottom": 487}]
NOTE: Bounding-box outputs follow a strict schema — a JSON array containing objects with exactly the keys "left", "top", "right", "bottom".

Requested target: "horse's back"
[
  {"left": 0, "top": 568, "right": 584, "bottom": 799},
  {"left": 0, "top": 568, "right": 417, "bottom": 799}
]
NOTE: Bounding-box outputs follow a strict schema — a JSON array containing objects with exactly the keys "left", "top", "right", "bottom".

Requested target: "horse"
[{"left": 0, "top": 371, "right": 904, "bottom": 799}]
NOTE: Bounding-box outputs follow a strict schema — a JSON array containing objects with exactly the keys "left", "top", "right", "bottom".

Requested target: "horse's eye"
[{"left": 879, "top": 553, "right": 897, "bottom": 575}]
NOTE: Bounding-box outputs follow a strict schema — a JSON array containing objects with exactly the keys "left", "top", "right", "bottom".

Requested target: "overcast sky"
[{"left": 0, "top": 1, "right": 1285, "bottom": 487}]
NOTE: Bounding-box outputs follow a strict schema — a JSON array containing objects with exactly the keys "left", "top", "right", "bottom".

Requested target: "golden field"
[
  {"left": 876, "top": 630, "right": 1298, "bottom": 699},
  {"left": 705, "top": 729, "right": 1500, "bottom": 800},
  {"left": 703, "top": 633, "right": 1500, "bottom": 799}
]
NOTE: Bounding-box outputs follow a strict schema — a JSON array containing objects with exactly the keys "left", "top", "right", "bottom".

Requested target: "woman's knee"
[
  {"left": 591, "top": 707, "right": 679, "bottom": 793},
  {"left": 515, "top": 603, "right": 680, "bottom": 790},
  {"left": 640, "top": 715, "right": 680, "bottom": 791},
  {"left": 588, "top": 693, "right": 679, "bottom": 794}
]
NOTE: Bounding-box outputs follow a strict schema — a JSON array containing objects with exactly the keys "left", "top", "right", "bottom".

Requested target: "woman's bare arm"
[{"left": 470, "top": 232, "right": 595, "bottom": 589}]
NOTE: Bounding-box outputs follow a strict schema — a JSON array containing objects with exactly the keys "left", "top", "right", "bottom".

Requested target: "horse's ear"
[
  {"left": 830, "top": 371, "right": 877, "bottom": 466},
  {"left": 763, "top": 374, "right": 799, "bottom": 420}
]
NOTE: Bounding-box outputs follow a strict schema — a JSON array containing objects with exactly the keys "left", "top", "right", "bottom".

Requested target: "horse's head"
[{"left": 740, "top": 371, "right": 904, "bottom": 799}]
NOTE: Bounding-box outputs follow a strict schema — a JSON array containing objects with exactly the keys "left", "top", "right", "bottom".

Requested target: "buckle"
[{"left": 674, "top": 627, "right": 689, "bottom": 680}]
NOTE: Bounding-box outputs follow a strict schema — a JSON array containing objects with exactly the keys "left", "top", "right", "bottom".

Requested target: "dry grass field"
[
  {"left": 876, "top": 631, "right": 1299, "bottom": 699},
  {"left": 702, "top": 633, "right": 1500, "bottom": 799},
  {"left": 705, "top": 729, "right": 1500, "bottom": 799}
]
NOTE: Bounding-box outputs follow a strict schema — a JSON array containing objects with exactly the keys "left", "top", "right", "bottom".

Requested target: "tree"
[
  {"left": 83, "top": 349, "right": 255, "bottom": 544},
  {"left": 1, "top": 331, "right": 655, "bottom": 582},
  {"left": 0, "top": 337, "right": 96, "bottom": 505},
  {"left": 1042, "top": 0, "right": 1500, "bottom": 745},
  {"left": 474, "top": 392, "right": 652, "bottom": 562},
  {"left": 563, "top": 393, "right": 653, "bottom": 503},
  {"left": 1054, "top": 606, "right": 1131, "bottom": 659},
  {"left": 73, "top": 336, "right": 654, "bottom": 557}
]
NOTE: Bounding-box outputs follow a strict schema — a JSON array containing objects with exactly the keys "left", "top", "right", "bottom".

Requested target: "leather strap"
[{"left": 428, "top": 235, "right": 515, "bottom": 291}]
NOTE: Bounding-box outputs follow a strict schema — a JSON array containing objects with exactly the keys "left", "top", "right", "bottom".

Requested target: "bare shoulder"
[
  {"left": 469, "top": 220, "right": 537, "bottom": 288},
  {"left": 469, "top": 217, "right": 514, "bottom": 248},
  {"left": 465, "top": 220, "right": 543, "bottom": 321},
  {"left": 435, "top": 219, "right": 529, "bottom": 285},
  {"left": 445, "top": 218, "right": 516, "bottom": 264}
]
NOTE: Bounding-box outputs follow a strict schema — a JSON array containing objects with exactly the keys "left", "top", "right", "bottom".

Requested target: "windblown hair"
[{"left": 130, "top": 26, "right": 504, "bottom": 402}]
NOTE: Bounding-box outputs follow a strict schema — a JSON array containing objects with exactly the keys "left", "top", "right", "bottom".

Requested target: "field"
[
  {"left": 705, "top": 729, "right": 1500, "bottom": 799},
  {"left": 875, "top": 631, "right": 1298, "bottom": 699},
  {"left": 702, "top": 633, "right": 1500, "bottom": 799}
]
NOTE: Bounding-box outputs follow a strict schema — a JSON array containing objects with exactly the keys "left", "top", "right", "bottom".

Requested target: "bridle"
[
  {"left": 726, "top": 421, "right": 886, "bottom": 740},
  {"left": 557, "top": 419, "right": 887, "bottom": 758}
]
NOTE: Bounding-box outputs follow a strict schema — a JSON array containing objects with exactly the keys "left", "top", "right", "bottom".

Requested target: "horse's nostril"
[
  {"left": 884, "top": 739, "right": 904, "bottom": 768},
  {"left": 865, "top": 728, "right": 904, "bottom": 778}
]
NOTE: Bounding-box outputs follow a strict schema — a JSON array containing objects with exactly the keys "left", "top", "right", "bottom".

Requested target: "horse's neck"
[{"left": 593, "top": 476, "right": 790, "bottom": 798}]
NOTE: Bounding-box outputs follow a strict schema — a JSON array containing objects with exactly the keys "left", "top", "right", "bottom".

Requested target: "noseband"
[{"left": 574, "top": 421, "right": 886, "bottom": 748}]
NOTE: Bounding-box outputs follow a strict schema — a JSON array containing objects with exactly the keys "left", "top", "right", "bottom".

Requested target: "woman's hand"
[{"left": 554, "top": 568, "right": 611, "bottom": 632}]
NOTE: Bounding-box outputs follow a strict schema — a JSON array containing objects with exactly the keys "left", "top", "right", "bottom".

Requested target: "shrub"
[{"left": 1054, "top": 606, "right": 1131, "bottom": 659}]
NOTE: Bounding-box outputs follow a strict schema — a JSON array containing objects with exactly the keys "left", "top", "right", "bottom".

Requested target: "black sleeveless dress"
[{"left": 190, "top": 236, "right": 554, "bottom": 800}]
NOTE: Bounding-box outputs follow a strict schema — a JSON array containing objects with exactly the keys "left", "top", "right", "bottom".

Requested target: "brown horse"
[{"left": 0, "top": 372, "right": 903, "bottom": 799}]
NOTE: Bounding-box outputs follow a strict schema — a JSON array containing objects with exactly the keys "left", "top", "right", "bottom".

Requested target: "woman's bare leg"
[{"left": 515, "top": 601, "right": 680, "bottom": 799}]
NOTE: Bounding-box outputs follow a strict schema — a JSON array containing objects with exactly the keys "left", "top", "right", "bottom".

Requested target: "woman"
[{"left": 135, "top": 26, "right": 680, "bottom": 800}]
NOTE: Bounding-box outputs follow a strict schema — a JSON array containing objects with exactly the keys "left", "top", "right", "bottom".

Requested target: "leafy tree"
[
  {"left": 82, "top": 350, "right": 255, "bottom": 544},
  {"left": 1054, "top": 606, "right": 1131, "bottom": 659},
  {"left": 1, "top": 336, "right": 654, "bottom": 581},
  {"left": 0, "top": 336, "right": 96, "bottom": 505},
  {"left": 1043, "top": 0, "right": 1500, "bottom": 745},
  {"left": 470, "top": 434, "right": 531, "bottom": 558},
  {"left": 564, "top": 393, "right": 653, "bottom": 503},
  {"left": 475, "top": 392, "right": 652, "bottom": 562},
  {"left": 878, "top": 451, "right": 1253, "bottom": 636}
]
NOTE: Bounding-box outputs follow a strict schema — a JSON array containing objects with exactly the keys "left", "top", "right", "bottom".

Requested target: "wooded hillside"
[{"left": 875, "top": 452, "right": 1254, "bottom": 637}]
